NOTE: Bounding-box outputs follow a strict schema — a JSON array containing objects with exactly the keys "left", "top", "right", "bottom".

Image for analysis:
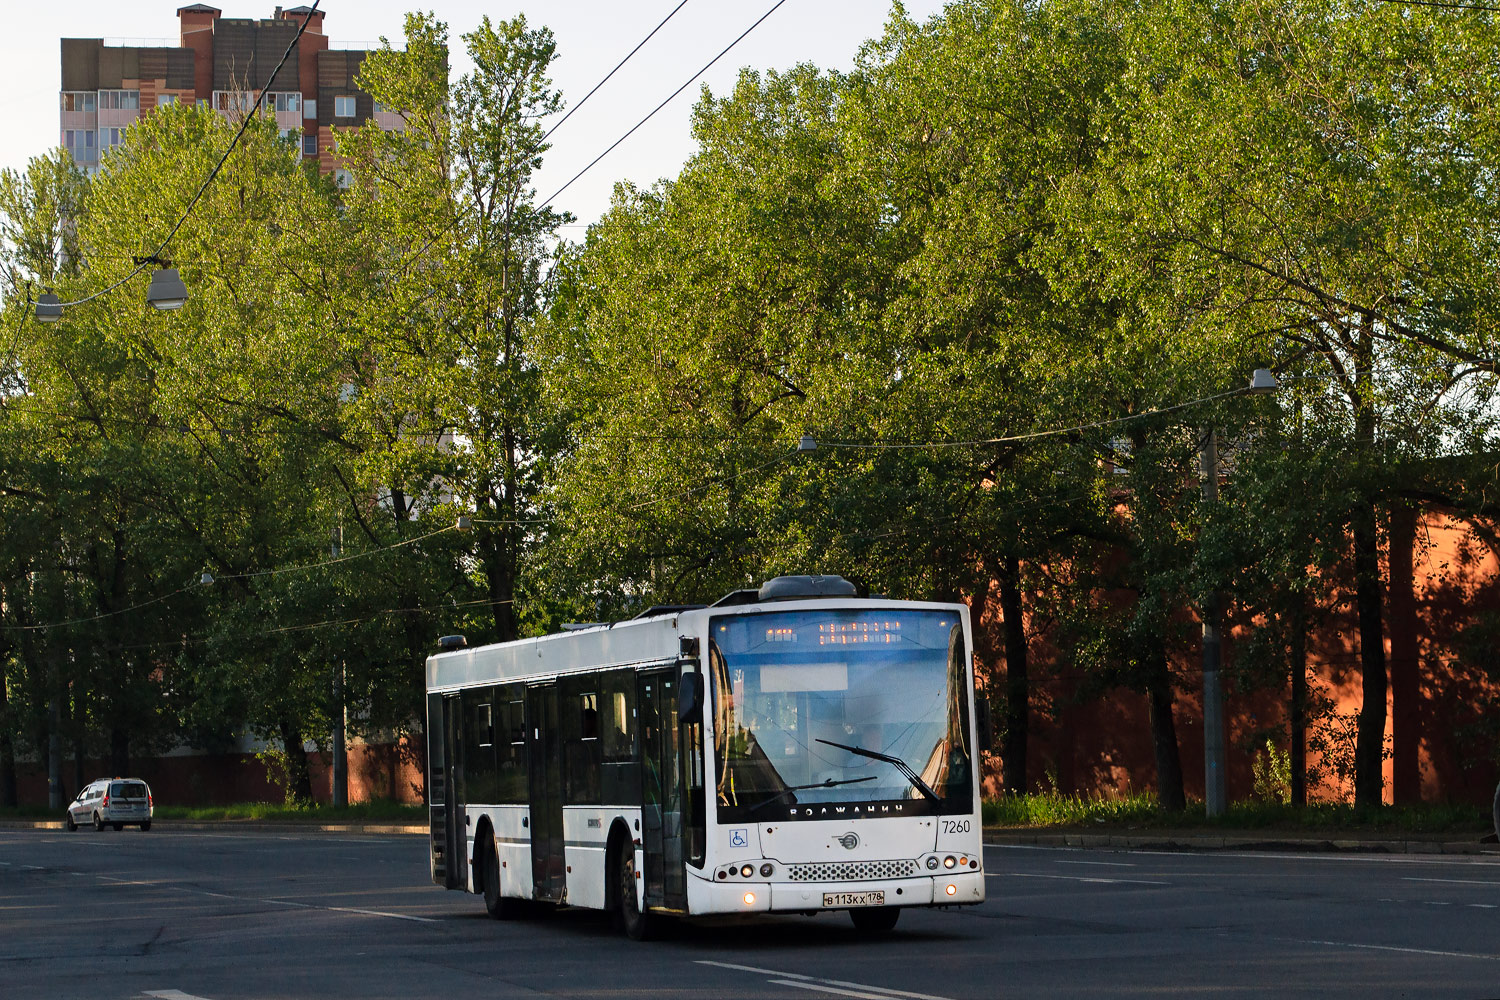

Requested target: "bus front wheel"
[
  {"left": 615, "top": 847, "right": 655, "bottom": 941},
  {"left": 849, "top": 906, "right": 900, "bottom": 935}
]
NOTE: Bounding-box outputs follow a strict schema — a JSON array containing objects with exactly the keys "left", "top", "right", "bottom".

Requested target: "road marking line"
[
  {"left": 37, "top": 863, "right": 437, "bottom": 925},
  {"left": 696, "top": 961, "right": 955, "bottom": 1000},
  {"left": 988, "top": 844, "right": 1500, "bottom": 868},
  {"left": 1405, "top": 876, "right": 1500, "bottom": 887},
  {"left": 143, "top": 991, "right": 215, "bottom": 999},
  {"left": 1294, "top": 939, "right": 1500, "bottom": 962},
  {"left": 991, "top": 872, "right": 1169, "bottom": 886},
  {"left": 768, "top": 980, "right": 891, "bottom": 999},
  {"left": 326, "top": 905, "right": 437, "bottom": 923},
  {"left": 1056, "top": 860, "right": 1138, "bottom": 867}
]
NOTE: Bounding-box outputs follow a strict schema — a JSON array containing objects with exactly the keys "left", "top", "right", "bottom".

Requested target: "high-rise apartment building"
[{"left": 60, "top": 5, "right": 405, "bottom": 175}]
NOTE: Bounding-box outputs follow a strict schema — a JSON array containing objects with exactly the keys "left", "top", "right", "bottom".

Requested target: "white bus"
[{"left": 425, "top": 575, "right": 988, "bottom": 938}]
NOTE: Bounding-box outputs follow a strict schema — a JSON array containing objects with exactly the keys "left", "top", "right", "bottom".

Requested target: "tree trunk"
[
  {"left": 279, "top": 719, "right": 314, "bottom": 804},
  {"left": 1288, "top": 594, "right": 1308, "bottom": 808},
  {"left": 109, "top": 726, "right": 130, "bottom": 778},
  {"left": 1145, "top": 643, "right": 1185, "bottom": 811},
  {"left": 478, "top": 519, "right": 519, "bottom": 643},
  {"left": 0, "top": 684, "right": 15, "bottom": 808},
  {"left": 1352, "top": 494, "right": 1387, "bottom": 810},
  {"left": 1387, "top": 503, "right": 1421, "bottom": 805},
  {"left": 998, "top": 553, "right": 1029, "bottom": 797}
]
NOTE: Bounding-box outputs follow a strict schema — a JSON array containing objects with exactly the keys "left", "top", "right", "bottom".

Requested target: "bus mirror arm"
[{"left": 678, "top": 670, "right": 704, "bottom": 725}]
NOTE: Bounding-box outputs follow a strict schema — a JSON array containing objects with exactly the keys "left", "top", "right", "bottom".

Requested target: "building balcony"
[{"left": 99, "top": 107, "right": 140, "bottom": 127}]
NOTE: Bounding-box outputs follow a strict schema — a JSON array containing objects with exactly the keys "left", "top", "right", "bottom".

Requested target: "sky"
[{"left": 2, "top": 0, "right": 949, "bottom": 230}]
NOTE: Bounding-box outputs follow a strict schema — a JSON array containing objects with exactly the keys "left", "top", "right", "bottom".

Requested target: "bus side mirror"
[
  {"left": 975, "top": 697, "right": 994, "bottom": 752},
  {"left": 678, "top": 671, "right": 703, "bottom": 725}
]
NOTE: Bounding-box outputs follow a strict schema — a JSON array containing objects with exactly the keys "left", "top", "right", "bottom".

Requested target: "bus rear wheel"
[
  {"left": 849, "top": 906, "right": 900, "bottom": 935},
  {"left": 615, "top": 846, "right": 654, "bottom": 941}
]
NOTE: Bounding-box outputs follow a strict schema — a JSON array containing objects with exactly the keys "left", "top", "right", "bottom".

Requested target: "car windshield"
[{"left": 710, "top": 608, "right": 972, "bottom": 822}]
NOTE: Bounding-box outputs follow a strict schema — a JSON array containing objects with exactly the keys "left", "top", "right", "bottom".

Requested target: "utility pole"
[{"left": 1200, "top": 427, "right": 1227, "bottom": 817}]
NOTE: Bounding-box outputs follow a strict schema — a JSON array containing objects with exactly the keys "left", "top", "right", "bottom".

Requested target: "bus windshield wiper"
[
  {"left": 816, "top": 738, "right": 942, "bottom": 803},
  {"left": 745, "top": 775, "right": 878, "bottom": 814}
]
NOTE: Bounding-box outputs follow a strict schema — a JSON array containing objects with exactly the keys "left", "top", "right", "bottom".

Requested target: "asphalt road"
[{"left": 2, "top": 827, "right": 1498, "bottom": 999}]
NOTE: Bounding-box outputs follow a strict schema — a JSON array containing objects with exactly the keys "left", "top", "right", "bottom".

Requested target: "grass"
[
  {"left": 155, "top": 801, "right": 426, "bottom": 822},
  {"left": 982, "top": 792, "right": 1493, "bottom": 836}
]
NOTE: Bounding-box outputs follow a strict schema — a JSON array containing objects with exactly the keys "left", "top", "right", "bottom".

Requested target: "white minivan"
[{"left": 65, "top": 778, "right": 153, "bottom": 831}]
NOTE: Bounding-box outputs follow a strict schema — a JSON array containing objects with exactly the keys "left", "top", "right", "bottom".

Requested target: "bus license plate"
[{"left": 824, "top": 891, "right": 885, "bottom": 908}]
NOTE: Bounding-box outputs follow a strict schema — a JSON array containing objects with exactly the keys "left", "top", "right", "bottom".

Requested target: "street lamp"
[
  {"left": 34, "top": 292, "right": 62, "bottom": 323},
  {"left": 145, "top": 267, "right": 189, "bottom": 311}
]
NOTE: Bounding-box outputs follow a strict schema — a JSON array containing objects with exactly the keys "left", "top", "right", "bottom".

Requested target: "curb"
[
  {"left": 0, "top": 819, "right": 428, "bottom": 835},
  {"left": 983, "top": 828, "right": 1500, "bottom": 856}
]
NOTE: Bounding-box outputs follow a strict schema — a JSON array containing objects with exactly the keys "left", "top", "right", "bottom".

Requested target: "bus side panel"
[
  {"left": 561, "top": 805, "right": 631, "bottom": 910},
  {"left": 467, "top": 805, "right": 532, "bottom": 899}
]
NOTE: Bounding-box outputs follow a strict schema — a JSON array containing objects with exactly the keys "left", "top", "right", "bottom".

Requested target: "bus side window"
[
  {"left": 601, "top": 670, "right": 638, "bottom": 804},
  {"left": 496, "top": 690, "right": 528, "bottom": 803},
  {"left": 463, "top": 688, "right": 499, "bottom": 804},
  {"left": 562, "top": 677, "right": 602, "bottom": 804}
]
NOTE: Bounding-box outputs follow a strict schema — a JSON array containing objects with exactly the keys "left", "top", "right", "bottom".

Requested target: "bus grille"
[{"left": 786, "top": 859, "right": 918, "bottom": 883}]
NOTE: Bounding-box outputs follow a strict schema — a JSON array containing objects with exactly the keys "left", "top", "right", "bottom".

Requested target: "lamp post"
[
  {"left": 1201, "top": 369, "right": 1279, "bottom": 817},
  {"left": 330, "top": 525, "right": 347, "bottom": 809}
]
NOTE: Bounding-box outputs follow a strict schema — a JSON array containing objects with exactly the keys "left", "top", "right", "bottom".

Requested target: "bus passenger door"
[
  {"left": 433, "top": 693, "right": 465, "bottom": 889},
  {"left": 638, "top": 671, "right": 686, "bottom": 909},
  {"left": 526, "top": 684, "right": 566, "bottom": 901}
]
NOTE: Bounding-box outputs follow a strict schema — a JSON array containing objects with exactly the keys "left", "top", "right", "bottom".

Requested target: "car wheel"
[
  {"left": 616, "top": 845, "right": 655, "bottom": 940},
  {"left": 140, "top": 821, "right": 151, "bottom": 832},
  {"left": 849, "top": 906, "right": 901, "bottom": 935},
  {"left": 65, "top": 813, "right": 77, "bottom": 832},
  {"left": 92, "top": 811, "right": 104, "bottom": 832}
]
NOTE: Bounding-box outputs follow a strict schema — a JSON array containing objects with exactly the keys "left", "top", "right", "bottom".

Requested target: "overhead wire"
[
  {"left": 540, "top": 0, "right": 792, "bottom": 210},
  {"left": 1, "top": 520, "right": 459, "bottom": 634},
  {"left": 538, "top": 0, "right": 695, "bottom": 147},
  {"left": 814, "top": 384, "right": 1260, "bottom": 451},
  {"left": 396, "top": 0, "right": 701, "bottom": 266},
  {"left": 42, "top": 2, "right": 322, "bottom": 312},
  {"left": 1373, "top": 0, "right": 1500, "bottom": 12}
]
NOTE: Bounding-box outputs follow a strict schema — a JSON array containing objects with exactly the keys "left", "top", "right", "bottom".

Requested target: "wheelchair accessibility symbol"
[{"left": 730, "top": 828, "right": 749, "bottom": 848}]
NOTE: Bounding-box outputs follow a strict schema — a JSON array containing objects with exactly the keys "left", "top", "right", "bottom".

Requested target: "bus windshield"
[{"left": 710, "top": 608, "right": 972, "bottom": 823}]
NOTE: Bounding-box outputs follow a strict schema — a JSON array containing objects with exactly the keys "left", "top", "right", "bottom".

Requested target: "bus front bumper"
[{"left": 699, "top": 871, "right": 985, "bottom": 914}]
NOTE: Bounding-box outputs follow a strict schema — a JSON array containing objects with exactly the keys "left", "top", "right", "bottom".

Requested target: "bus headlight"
[
  {"left": 927, "top": 857, "right": 940, "bottom": 870},
  {"left": 943, "top": 856, "right": 957, "bottom": 869},
  {"left": 760, "top": 863, "right": 773, "bottom": 877},
  {"left": 743, "top": 892, "right": 756, "bottom": 906},
  {"left": 945, "top": 884, "right": 957, "bottom": 896},
  {"left": 740, "top": 864, "right": 755, "bottom": 878}
]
